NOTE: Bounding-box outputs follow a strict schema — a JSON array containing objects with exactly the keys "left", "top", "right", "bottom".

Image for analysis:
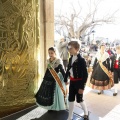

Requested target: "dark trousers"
[
  {"left": 63, "top": 60, "right": 68, "bottom": 71},
  {"left": 69, "top": 80, "right": 84, "bottom": 103},
  {"left": 114, "top": 69, "right": 120, "bottom": 84}
]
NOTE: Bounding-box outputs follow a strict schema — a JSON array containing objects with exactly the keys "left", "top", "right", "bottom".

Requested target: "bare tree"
[{"left": 55, "top": 0, "right": 118, "bottom": 39}]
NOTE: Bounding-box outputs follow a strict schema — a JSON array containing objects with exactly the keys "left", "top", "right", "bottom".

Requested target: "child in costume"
[
  {"left": 111, "top": 45, "right": 120, "bottom": 96},
  {"left": 35, "top": 47, "right": 67, "bottom": 111},
  {"left": 64, "top": 40, "right": 89, "bottom": 120}
]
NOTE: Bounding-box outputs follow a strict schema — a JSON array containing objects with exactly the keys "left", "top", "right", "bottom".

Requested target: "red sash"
[
  {"left": 70, "top": 76, "right": 82, "bottom": 81},
  {"left": 114, "top": 60, "right": 119, "bottom": 69}
]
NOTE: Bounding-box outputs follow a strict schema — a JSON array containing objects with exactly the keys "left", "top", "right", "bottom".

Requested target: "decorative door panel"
[{"left": 0, "top": 0, "right": 39, "bottom": 113}]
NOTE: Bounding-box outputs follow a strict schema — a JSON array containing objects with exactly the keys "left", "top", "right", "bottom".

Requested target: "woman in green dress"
[{"left": 35, "top": 47, "right": 67, "bottom": 111}]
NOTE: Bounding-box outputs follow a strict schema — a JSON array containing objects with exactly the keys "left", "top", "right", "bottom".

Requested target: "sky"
[{"left": 54, "top": 0, "right": 120, "bottom": 42}]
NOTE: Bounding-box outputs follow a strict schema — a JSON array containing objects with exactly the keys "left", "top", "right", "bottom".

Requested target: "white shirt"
[
  {"left": 69, "top": 55, "right": 77, "bottom": 77},
  {"left": 116, "top": 54, "right": 120, "bottom": 60}
]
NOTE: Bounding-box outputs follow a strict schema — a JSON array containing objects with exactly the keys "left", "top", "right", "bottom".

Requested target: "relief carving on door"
[{"left": 0, "top": 0, "right": 39, "bottom": 110}]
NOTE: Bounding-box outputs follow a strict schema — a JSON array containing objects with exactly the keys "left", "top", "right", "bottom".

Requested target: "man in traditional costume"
[{"left": 111, "top": 45, "right": 120, "bottom": 96}]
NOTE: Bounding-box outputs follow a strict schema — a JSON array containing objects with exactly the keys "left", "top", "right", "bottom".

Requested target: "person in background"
[
  {"left": 58, "top": 36, "right": 69, "bottom": 71},
  {"left": 110, "top": 45, "right": 120, "bottom": 96},
  {"left": 85, "top": 53, "right": 92, "bottom": 68},
  {"left": 107, "top": 47, "right": 114, "bottom": 58},
  {"left": 64, "top": 40, "right": 89, "bottom": 120},
  {"left": 89, "top": 43, "right": 113, "bottom": 95}
]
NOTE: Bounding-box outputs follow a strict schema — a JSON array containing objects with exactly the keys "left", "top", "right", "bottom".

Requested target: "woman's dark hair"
[
  {"left": 48, "top": 47, "right": 60, "bottom": 58},
  {"left": 48, "top": 47, "right": 56, "bottom": 52}
]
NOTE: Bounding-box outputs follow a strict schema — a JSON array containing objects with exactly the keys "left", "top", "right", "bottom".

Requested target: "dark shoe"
[
  {"left": 84, "top": 115, "right": 89, "bottom": 120},
  {"left": 113, "top": 93, "right": 117, "bottom": 96},
  {"left": 47, "top": 110, "right": 55, "bottom": 112},
  {"left": 98, "top": 90, "right": 103, "bottom": 95},
  {"left": 98, "top": 92, "right": 101, "bottom": 95}
]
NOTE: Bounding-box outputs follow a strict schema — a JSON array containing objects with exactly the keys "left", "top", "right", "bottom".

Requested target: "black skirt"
[
  {"left": 89, "top": 62, "right": 111, "bottom": 90},
  {"left": 35, "top": 69, "right": 56, "bottom": 106},
  {"left": 92, "top": 63, "right": 109, "bottom": 81}
]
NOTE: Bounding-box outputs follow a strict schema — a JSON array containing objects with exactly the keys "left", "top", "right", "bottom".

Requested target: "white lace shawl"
[
  {"left": 96, "top": 51, "right": 109, "bottom": 62},
  {"left": 47, "top": 58, "right": 63, "bottom": 69}
]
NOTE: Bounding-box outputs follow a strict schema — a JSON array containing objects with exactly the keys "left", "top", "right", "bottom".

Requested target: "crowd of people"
[{"left": 35, "top": 36, "right": 120, "bottom": 120}]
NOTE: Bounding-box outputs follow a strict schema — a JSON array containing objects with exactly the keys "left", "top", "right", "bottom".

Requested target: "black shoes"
[
  {"left": 84, "top": 115, "right": 89, "bottom": 120},
  {"left": 98, "top": 92, "right": 101, "bottom": 95},
  {"left": 98, "top": 90, "right": 103, "bottom": 95},
  {"left": 98, "top": 91, "right": 118, "bottom": 96},
  {"left": 67, "top": 115, "right": 89, "bottom": 120},
  {"left": 83, "top": 111, "right": 89, "bottom": 120},
  {"left": 113, "top": 93, "right": 117, "bottom": 96},
  {"left": 47, "top": 110, "right": 56, "bottom": 112}
]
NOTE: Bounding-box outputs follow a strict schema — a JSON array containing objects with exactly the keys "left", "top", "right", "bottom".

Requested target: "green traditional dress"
[{"left": 35, "top": 58, "right": 68, "bottom": 110}]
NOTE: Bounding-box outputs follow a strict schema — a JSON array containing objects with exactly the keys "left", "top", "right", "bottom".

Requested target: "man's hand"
[
  {"left": 88, "top": 67, "right": 93, "bottom": 73},
  {"left": 78, "top": 89, "right": 84, "bottom": 94}
]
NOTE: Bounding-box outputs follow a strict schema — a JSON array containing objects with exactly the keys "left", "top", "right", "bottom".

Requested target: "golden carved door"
[{"left": 0, "top": 0, "right": 40, "bottom": 116}]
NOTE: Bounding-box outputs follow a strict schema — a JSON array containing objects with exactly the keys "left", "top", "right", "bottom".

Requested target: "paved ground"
[
  {"left": 84, "top": 73, "right": 120, "bottom": 120},
  {"left": 1, "top": 74, "right": 120, "bottom": 120},
  {"left": 85, "top": 86, "right": 120, "bottom": 120},
  {"left": 1, "top": 106, "right": 101, "bottom": 120}
]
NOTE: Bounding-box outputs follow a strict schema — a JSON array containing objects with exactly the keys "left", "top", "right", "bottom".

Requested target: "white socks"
[
  {"left": 80, "top": 101, "right": 88, "bottom": 115},
  {"left": 114, "top": 84, "right": 118, "bottom": 93},
  {"left": 68, "top": 102, "right": 74, "bottom": 120},
  {"left": 68, "top": 101, "right": 88, "bottom": 120},
  {"left": 98, "top": 90, "right": 102, "bottom": 93}
]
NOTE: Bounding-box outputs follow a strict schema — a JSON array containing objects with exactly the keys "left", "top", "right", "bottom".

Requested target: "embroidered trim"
[
  {"left": 48, "top": 66, "right": 66, "bottom": 97},
  {"left": 89, "top": 78, "right": 112, "bottom": 90},
  {"left": 99, "top": 61, "right": 114, "bottom": 87},
  {"left": 96, "top": 51, "right": 109, "bottom": 62}
]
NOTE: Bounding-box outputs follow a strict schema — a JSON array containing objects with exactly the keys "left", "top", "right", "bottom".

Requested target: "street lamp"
[
  {"left": 91, "top": 30, "right": 95, "bottom": 45},
  {"left": 92, "top": 30, "right": 95, "bottom": 41},
  {"left": 106, "top": 38, "right": 108, "bottom": 45}
]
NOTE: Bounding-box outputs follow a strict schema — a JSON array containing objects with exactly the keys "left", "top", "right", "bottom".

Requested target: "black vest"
[{"left": 64, "top": 54, "right": 88, "bottom": 83}]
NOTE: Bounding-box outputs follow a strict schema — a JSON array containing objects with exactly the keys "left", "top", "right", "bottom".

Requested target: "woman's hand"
[
  {"left": 78, "top": 89, "right": 84, "bottom": 94},
  {"left": 111, "top": 72, "right": 114, "bottom": 76},
  {"left": 88, "top": 67, "right": 93, "bottom": 73},
  {"left": 109, "top": 71, "right": 113, "bottom": 75}
]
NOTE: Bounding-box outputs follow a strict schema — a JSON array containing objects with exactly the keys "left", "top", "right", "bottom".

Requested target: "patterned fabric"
[
  {"left": 35, "top": 70, "right": 67, "bottom": 110},
  {"left": 90, "top": 78, "right": 112, "bottom": 90},
  {"left": 47, "top": 58, "right": 63, "bottom": 69},
  {"left": 96, "top": 51, "right": 109, "bottom": 62},
  {"left": 48, "top": 66, "right": 66, "bottom": 97},
  {"left": 35, "top": 69, "right": 55, "bottom": 106},
  {"left": 35, "top": 58, "right": 67, "bottom": 110},
  {"left": 89, "top": 58, "right": 112, "bottom": 90}
]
